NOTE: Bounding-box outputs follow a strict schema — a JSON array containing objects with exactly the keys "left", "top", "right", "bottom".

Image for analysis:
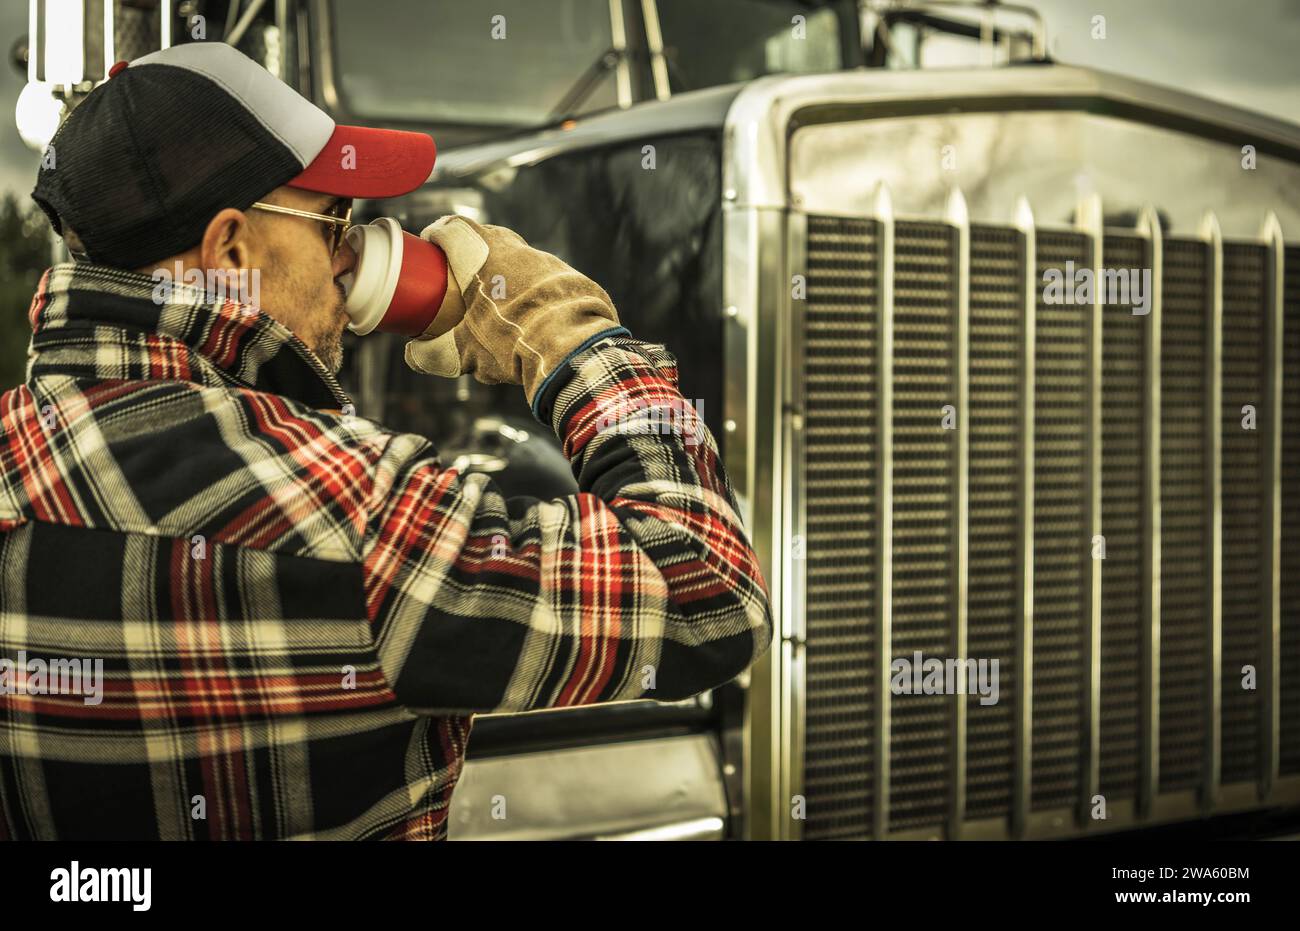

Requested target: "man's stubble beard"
[
  {"left": 313, "top": 282, "right": 349, "bottom": 376},
  {"left": 316, "top": 330, "right": 344, "bottom": 375}
]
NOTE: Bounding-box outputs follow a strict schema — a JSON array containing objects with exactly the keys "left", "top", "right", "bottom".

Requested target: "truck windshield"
[
  {"left": 655, "top": 0, "right": 844, "bottom": 92},
  {"left": 330, "top": 0, "right": 616, "bottom": 126},
  {"left": 330, "top": 0, "right": 847, "bottom": 127}
]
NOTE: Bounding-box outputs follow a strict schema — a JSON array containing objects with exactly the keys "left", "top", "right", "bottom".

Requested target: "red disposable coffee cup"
[{"left": 341, "top": 217, "right": 449, "bottom": 337}]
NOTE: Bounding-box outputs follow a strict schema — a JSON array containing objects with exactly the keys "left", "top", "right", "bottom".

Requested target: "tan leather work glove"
[{"left": 403, "top": 215, "right": 626, "bottom": 408}]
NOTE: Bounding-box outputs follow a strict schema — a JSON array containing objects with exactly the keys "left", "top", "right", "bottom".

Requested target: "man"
[{"left": 0, "top": 43, "right": 772, "bottom": 840}]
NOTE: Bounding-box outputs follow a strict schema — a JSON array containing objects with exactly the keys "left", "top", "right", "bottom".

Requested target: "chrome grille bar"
[
  {"left": 1138, "top": 206, "right": 1164, "bottom": 816},
  {"left": 1261, "top": 212, "right": 1285, "bottom": 798},
  {"left": 1012, "top": 196, "right": 1035, "bottom": 838},
  {"left": 1077, "top": 193, "right": 1104, "bottom": 822},
  {"left": 873, "top": 183, "right": 896, "bottom": 840},
  {"left": 1199, "top": 211, "right": 1224, "bottom": 811},
  {"left": 947, "top": 188, "right": 971, "bottom": 839}
]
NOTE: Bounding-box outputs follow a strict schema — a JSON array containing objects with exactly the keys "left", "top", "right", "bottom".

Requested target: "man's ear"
[{"left": 199, "top": 208, "right": 253, "bottom": 271}]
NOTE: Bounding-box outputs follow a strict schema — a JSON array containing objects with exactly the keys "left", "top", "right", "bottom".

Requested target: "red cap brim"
[{"left": 288, "top": 124, "right": 436, "bottom": 199}]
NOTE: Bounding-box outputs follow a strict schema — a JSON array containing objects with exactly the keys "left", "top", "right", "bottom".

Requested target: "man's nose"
[{"left": 332, "top": 238, "right": 357, "bottom": 279}]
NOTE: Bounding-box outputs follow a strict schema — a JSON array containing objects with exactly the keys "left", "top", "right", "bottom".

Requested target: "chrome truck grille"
[{"left": 795, "top": 200, "right": 1300, "bottom": 839}]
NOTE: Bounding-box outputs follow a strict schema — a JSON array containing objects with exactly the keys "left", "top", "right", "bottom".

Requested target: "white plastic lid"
[{"left": 340, "top": 217, "right": 404, "bottom": 335}]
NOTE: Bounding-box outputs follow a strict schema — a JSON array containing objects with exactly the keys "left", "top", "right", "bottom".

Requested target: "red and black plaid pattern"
[{"left": 0, "top": 262, "right": 772, "bottom": 839}]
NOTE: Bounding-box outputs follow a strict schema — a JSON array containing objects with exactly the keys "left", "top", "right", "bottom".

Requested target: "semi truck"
[{"left": 16, "top": 0, "right": 1300, "bottom": 840}]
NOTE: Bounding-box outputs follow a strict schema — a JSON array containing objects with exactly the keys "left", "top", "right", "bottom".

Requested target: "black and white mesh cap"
[{"left": 32, "top": 42, "right": 437, "bottom": 269}]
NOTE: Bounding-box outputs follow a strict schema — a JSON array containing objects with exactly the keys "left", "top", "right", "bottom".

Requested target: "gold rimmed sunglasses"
[{"left": 249, "top": 199, "right": 353, "bottom": 256}]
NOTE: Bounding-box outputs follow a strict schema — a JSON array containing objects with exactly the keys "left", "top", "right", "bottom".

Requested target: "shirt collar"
[{"left": 26, "top": 262, "right": 352, "bottom": 412}]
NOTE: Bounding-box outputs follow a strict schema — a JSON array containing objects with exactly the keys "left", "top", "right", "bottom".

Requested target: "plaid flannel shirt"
[{"left": 0, "top": 262, "right": 772, "bottom": 840}]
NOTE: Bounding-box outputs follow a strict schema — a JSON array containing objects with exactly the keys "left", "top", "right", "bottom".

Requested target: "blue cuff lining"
[{"left": 530, "top": 326, "right": 632, "bottom": 424}]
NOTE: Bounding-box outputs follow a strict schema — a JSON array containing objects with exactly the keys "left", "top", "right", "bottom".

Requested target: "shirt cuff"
[{"left": 529, "top": 326, "right": 631, "bottom": 424}]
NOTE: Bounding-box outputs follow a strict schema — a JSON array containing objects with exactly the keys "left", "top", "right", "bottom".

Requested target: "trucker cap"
[{"left": 31, "top": 42, "right": 437, "bottom": 270}]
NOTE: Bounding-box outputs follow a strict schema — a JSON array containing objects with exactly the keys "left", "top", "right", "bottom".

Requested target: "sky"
[{"left": 1, "top": 0, "right": 1298, "bottom": 202}]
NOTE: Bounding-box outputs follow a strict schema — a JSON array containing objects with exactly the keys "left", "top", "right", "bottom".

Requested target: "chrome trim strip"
[
  {"left": 1261, "top": 211, "right": 1285, "bottom": 799},
  {"left": 294, "top": 1, "right": 312, "bottom": 93},
  {"left": 594, "top": 816, "right": 726, "bottom": 841},
  {"left": 873, "top": 182, "right": 895, "bottom": 840},
  {"left": 639, "top": 0, "right": 671, "bottom": 101},
  {"left": 784, "top": 210, "right": 809, "bottom": 840},
  {"left": 1077, "top": 192, "right": 1104, "bottom": 822},
  {"left": 1198, "top": 210, "right": 1224, "bottom": 812},
  {"left": 1012, "top": 195, "right": 1036, "bottom": 838},
  {"left": 608, "top": 0, "right": 633, "bottom": 109},
  {"left": 1137, "top": 205, "right": 1164, "bottom": 816},
  {"left": 783, "top": 634, "right": 804, "bottom": 841},
  {"left": 719, "top": 67, "right": 1300, "bottom": 211},
  {"left": 309, "top": 0, "right": 340, "bottom": 110},
  {"left": 946, "top": 187, "right": 971, "bottom": 839},
  {"left": 785, "top": 211, "right": 808, "bottom": 651},
  {"left": 276, "top": 0, "right": 291, "bottom": 81},
  {"left": 725, "top": 207, "right": 785, "bottom": 839}
]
